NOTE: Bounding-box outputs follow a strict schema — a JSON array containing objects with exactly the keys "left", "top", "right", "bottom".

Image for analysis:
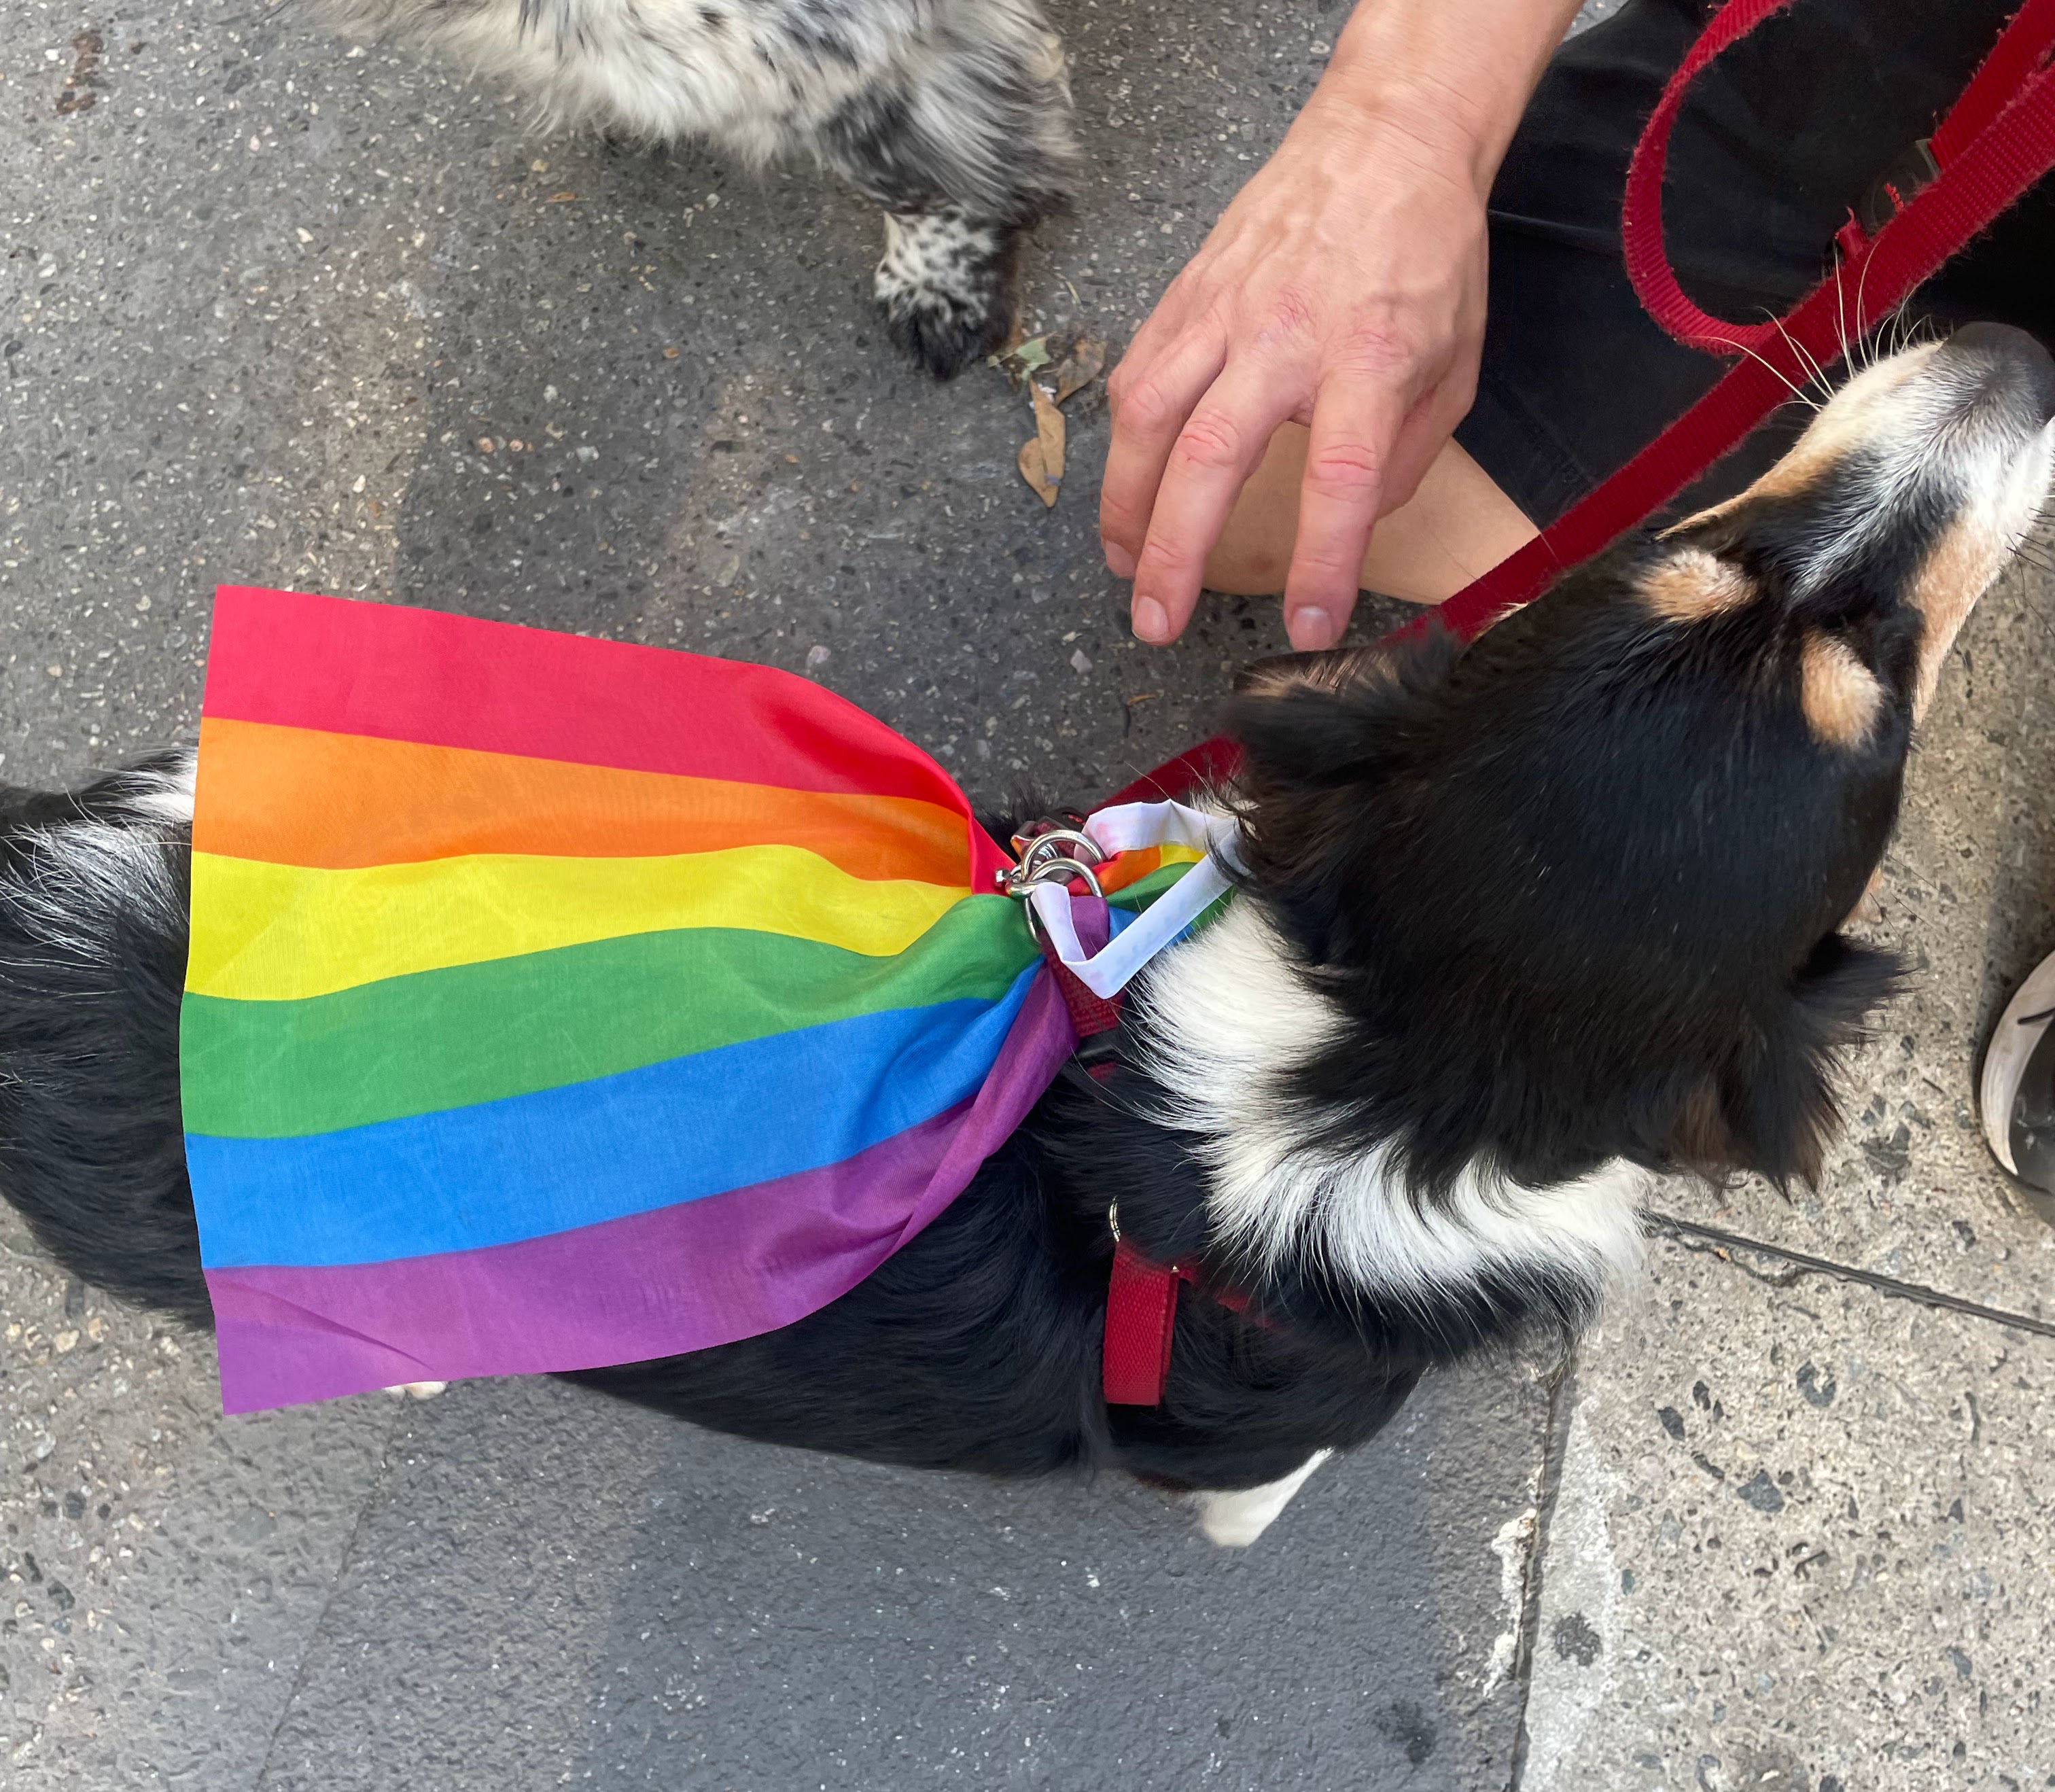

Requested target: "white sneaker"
[{"left": 1978, "top": 948, "right": 2055, "bottom": 1215}]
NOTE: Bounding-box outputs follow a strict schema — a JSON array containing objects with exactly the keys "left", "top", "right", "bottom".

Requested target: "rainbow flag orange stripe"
[{"left": 183, "top": 588, "right": 1078, "bottom": 1412}]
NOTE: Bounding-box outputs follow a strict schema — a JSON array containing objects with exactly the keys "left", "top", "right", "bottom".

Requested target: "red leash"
[
  {"left": 1094, "top": 0, "right": 2055, "bottom": 1407},
  {"left": 1432, "top": 0, "right": 2055, "bottom": 644}
]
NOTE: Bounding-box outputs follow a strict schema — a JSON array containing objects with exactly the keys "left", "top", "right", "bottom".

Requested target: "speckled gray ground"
[{"left": 3, "top": 1, "right": 2054, "bottom": 1788}]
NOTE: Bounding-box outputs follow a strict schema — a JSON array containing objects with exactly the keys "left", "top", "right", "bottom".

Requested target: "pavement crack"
[
  {"left": 249, "top": 1401, "right": 408, "bottom": 1791},
  {"left": 1504, "top": 1346, "right": 1577, "bottom": 1792},
  {"left": 1645, "top": 1210, "right": 2055, "bottom": 1339}
]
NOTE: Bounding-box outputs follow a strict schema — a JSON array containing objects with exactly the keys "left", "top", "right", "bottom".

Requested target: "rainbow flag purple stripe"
[{"left": 183, "top": 587, "right": 1077, "bottom": 1412}]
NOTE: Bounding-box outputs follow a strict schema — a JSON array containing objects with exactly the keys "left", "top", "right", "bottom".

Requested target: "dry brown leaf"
[
  {"left": 1031, "top": 381, "right": 1065, "bottom": 483},
  {"left": 1018, "top": 381, "right": 1066, "bottom": 508},
  {"left": 1048, "top": 334, "right": 1108, "bottom": 406},
  {"left": 1018, "top": 436, "right": 1059, "bottom": 508}
]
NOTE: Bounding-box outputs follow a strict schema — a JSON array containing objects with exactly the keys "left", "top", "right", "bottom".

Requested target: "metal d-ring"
[
  {"left": 1004, "top": 849, "right": 1105, "bottom": 940},
  {"left": 999, "top": 817, "right": 1109, "bottom": 903},
  {"left": 1011, "top": 854, "right": 1104, "bottom": 900},
  {"left": 1015, "top": 828, "right": 1104, "bottom": 875}
]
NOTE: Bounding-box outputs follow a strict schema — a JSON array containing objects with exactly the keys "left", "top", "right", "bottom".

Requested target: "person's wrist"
[
  {"left": 1284, "top": 77, "right": 1501, "bottom": 204},
  {"left": 1308, "top": 0, "right": 1575, "bottom": 192}
]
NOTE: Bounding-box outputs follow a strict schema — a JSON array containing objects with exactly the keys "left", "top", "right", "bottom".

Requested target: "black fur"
[
  {"left": 1222, "top": 540, "right": 1909, "bottom": 1205},
  {"left": 0, "top": 763, "right": 209, "bottom": 1327}
]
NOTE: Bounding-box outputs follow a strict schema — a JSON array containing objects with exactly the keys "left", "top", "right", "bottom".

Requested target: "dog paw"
[
  {"left": 1193, "top": 1497, "right": 1277, "bottom": 1549},
  {"left": 875, "top": 210, "right": 1019, "bottom": 379},
  {"left": 1188, "top": 1450, "right": 1333, "bottom": 1548},
  {"left": 381, "top": 1380, "right": 449, "bottom": 1400}
]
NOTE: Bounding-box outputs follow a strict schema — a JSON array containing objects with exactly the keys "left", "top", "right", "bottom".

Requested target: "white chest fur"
[{"left": 1131, "top": 900, "right": 1649, "bottom": 1305}]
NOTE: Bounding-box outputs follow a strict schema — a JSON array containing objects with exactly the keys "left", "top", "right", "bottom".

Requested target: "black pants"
[{"left": 1454, "top": 0, "right": 2055, "bottom": 525}]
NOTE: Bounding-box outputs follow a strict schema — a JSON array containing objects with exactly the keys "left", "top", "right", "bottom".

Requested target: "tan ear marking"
[
  {"left": 1909, "top": 510, "right": 2013, "bottom": 720},
  {"left": 1643, "top": 548, "right": 1757, "bottom": 622},
  {"left": 1233, "top": 646, "right": 1392, "bottom": 698},
  {"left": 1799, "top": 631, "right": 1886, "bottom": 748}
]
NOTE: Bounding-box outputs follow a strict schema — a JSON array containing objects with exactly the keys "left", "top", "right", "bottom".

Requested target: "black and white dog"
[
  {"left": 0, "top": 326, "right": 2049, "bottom": 1546},
  {"left": 312, "top": 0, "right": 1079, "bottom": 374}
]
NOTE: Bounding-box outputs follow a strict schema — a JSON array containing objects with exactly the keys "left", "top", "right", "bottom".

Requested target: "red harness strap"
[
  {"left": 1102, "top": 1235, "right": 1184, "bottom": 1405},
  {"left": 1032, "top": 894, "right": 1194, "bottom": 1405},
  {"left": 1032, "top": 775, "right": 1240, "bottom": 1405}
]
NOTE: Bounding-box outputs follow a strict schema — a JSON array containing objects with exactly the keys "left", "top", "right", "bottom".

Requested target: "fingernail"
[
  {"left": 1290, "top": 607, "right": 1335, "bottom": 650},
  {"left": 1102, "top": 540, "right": 1137, "bottom": 580},
  {"left": 1133, "top": 596, "right": 1170, "bottom": 643}
]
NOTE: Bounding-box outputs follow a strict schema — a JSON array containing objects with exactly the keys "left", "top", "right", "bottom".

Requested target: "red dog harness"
[
  {"left": 1034, "top": 902, "right": 1250, "bottom": 1407},
  {"left": 1086, "top": 0, "right": 2055, "bottom": 1407},
  {"left": 1012, "top": 798, "right": 1231, "bottom": 1407}
]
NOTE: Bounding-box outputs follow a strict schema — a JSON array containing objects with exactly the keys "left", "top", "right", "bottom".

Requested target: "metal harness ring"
[{"left": 999, "top": 818, "right": 1108, "bottom": 902}]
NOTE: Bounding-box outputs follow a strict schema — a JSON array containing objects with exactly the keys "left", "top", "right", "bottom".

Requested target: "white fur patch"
[
  {"left": 1134, "top": 901, "right": 1649, "bottom": 1310},
  {"left": 118, "top": 752, "right": 197, "bottom": 826},
  {"left": 1191, "top": 1450, "right": 1331, "bottom": 1548},
  {"left": 0, "top": 750, "right": 194, "bottom": 972}
]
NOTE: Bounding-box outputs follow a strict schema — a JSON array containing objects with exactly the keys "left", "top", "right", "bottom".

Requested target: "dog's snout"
[{"left": 1943, "top": 321, "right": 2055, "bottom": 425}]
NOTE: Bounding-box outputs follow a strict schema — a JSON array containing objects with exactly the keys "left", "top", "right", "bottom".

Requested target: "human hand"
[
  {"left": 1101, "top": 104, "right": 1487, "bottom": 650},
  {"left": 1099, "top": 0, "right": 1580, "bottom": 649}
]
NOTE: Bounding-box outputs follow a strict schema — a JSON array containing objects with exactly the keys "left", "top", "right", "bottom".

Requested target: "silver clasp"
[{"left": 998, "top": 818, "right": 1108, "bottom": 900}]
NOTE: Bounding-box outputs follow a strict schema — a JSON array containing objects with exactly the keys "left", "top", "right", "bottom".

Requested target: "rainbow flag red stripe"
[{"left": 183, "top": 588, "right": 1078, "bottom": 1411}]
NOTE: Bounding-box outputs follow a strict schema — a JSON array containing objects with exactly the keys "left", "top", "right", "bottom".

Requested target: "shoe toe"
[{"left": 1980, "top": 950, "right": 2055, "bottom": 1189}]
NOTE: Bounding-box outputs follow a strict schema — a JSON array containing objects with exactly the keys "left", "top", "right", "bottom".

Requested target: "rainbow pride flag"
[{"left": 183, "top": 587, "right": 1084, "bottom": 1412}]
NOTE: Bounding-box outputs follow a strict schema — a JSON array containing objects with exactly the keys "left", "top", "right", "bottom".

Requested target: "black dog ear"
[
  {"left": 1225, "top": 633, "right": 1456, "bottom": 795},
  {"left": 1233, "top": 645, "right": 1392, "bottom": 697},
  {"left": 1223, "top": 682, "right": 1377, "bottom": 794},
  {"left": 1672, "top": 936, "right": 1902, "bottom": 1187}
]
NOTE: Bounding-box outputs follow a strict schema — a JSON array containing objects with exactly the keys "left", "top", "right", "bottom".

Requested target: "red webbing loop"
[
  {"left": 1618, "top": 0, "right": 1802, "bottom": 355},
  {"left": 1103, "top": 1239, "right": 1180, "bottom": 1405}
]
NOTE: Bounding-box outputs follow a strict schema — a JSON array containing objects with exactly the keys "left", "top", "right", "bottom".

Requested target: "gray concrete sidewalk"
[{"left": 2, "top": 1, "right": 2052, "bottom": 1787}]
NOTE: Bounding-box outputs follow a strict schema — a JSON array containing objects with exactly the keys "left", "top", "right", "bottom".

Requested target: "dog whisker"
[{"left": 1715, "top": 335, "right": 1824, "bottom": 412}]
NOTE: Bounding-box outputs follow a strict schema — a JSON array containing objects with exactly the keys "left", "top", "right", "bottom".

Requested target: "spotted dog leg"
[
  {"left": 874, "top": 209, "right": 1022, "bottom": 376},
  {"left": 817, "top": 0, "right": 1078, "bottom": 377}
]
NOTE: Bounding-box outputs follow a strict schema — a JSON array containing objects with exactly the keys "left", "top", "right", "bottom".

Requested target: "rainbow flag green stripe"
[
  {"left": 184, "top": 587, "right": 1081, "bottom": 1413},
  {"left": 181, "top": 900, "right": 1033, "bottom": 1138}
]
